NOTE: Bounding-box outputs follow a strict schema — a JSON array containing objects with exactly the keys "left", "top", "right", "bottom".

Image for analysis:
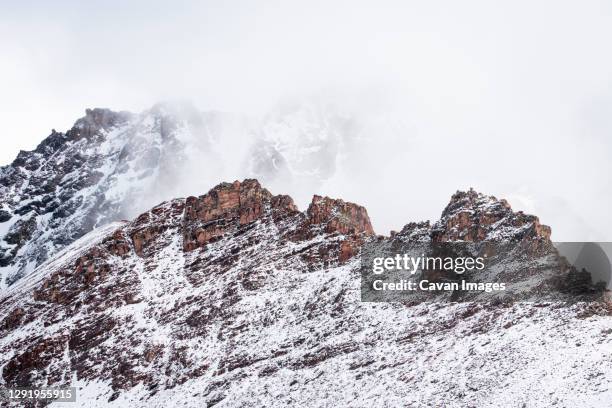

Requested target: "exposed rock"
[
  {"left": 67, "top": 108, "right": 132, "bottom": 140},
  {"left": 394, "top": 221, "right": 432, "bottom": 243},
  {"left": 182, "top": 179, "right": 298, "bottom": 251},
  {"left": 4, "top": 217, "right": 37, "bottom": 247},
  {"left": 3, "top": 335, "right": 69, "bottom": 386},
  {"left": 0, "top": 210, "right": 11, "bottom": 223},
  {"left": 306, "top": 195, "right": 374, "bottom": 236},
  {"left": 431, "top": 188, "right": 551, "bottom": 243}
]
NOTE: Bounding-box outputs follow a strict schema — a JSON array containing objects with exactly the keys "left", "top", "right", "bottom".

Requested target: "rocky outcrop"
[
  {"left": 389, "top": 189, "right": 552, "bottom": 249},
  {"left": 182, "top": 179, "right": 298, "bottom": 251},
  {"left": 431, "top": 188, "right": 551, "bottom": 243},
  {"left": 179, "top": 179, "right": 378, "bottom": 269},
  {"left": 67, "top": 108, "right": 132, "bottom": 141},
  {"left": 306, "top": 195, "right": 374, "bottom": 236},
  {"left": 0, "top": 210, "right": 11, "bottom": 223}
]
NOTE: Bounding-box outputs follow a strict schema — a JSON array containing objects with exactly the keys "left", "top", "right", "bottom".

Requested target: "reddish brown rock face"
[
  {"left": 306, "top": 195, "right": 375, "bottom": 236},
  {"left": 338, "top": 240, "right": 358, "bottom": 263},
  {"left": 289, "top": 195, "right": 376, "bottom": 265},
  {"left": 106, "top": 230, "right": 131, "bottom": 257},
  {"left": 534, "top": 222, "right": 552, "bottom": 240},
  {"left": 183, "top": 179, "right": 299, "bottom": 251},
  {"left": 184, "top": 181, "right": 243, "bottom": 224},
  {"left": 181, "top": 181, "right": 374, "bottom": 257}
]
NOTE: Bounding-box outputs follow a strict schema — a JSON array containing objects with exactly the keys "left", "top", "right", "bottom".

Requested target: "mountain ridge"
[
  {"left": 1, "top": 178, "right": 610, "bottom": 407},
  {"left": 0, "top": 102, "right": 358, "bottom": 290}
]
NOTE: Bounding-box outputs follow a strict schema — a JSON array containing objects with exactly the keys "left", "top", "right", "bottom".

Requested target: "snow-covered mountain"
[
  {"left": 0, "top": 179, "right": 609, "bottom": 407},
  {"left": 0, "top": 102, "right": 360, "bottom": 290}
]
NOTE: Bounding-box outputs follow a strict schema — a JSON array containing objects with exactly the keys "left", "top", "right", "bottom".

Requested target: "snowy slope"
[{"left": 0, "top": 180, "right": 610, "bottom": 407}]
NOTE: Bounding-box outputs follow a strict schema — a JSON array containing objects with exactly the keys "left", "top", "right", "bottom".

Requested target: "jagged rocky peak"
[
  {"left": 181, "top": 179, "right": 375, "bottom": 253},
  {"left": 184, "top": 179, "right": 296, "bottom": 224},
  {"left": 7, "top": 107, "right": 130, "bottom": 170},
  {"left": 391, "top": 189, "right": 552, "bottom": 244},
  {"left": 68, "top": 108, "right": 132, "bottom": 140},
  {"left": 78, "top": 106, "right": 129, "bottom": 142},
  {"left": 431, "top": 188, "right": 552, "bottom": 242},
  {"left": 306, "top": 195, "right": 374, "bottom": 236},
  {"left": 182, "top": 179, "right": 299, "bottom": 251}
]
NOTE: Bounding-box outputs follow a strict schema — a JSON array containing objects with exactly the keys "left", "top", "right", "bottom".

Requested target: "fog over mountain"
[{"left": 2, "top": 1, "right": 611, "bottom": 242}]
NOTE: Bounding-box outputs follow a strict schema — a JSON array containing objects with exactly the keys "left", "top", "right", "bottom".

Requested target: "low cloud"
[{"left": 1, "top": 0, "right": 611, "bottom": 241}]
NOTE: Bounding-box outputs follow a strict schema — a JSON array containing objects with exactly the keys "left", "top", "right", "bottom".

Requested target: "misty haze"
[{"left": 2, "top": 1, "right": 611, "bottom": 243}]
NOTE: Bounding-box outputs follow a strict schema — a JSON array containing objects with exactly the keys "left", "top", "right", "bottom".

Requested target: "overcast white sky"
[{"left": 1, "top": 0, "right": 611, "bottom": 240}]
